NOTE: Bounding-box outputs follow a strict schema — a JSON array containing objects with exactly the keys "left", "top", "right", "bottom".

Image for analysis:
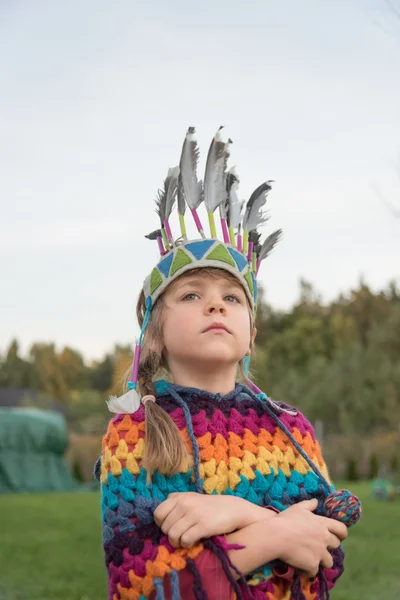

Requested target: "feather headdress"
[
  {"left": 146, "top": 130, "right": 280, "bottom": 278},
  {"left": 126, "top": 127, "right": 282, "bottom": 399}
]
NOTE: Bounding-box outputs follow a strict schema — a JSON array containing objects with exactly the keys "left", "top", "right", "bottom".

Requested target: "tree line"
[{"left": 1, "top": 278, "right": 400, "bottom": 438}]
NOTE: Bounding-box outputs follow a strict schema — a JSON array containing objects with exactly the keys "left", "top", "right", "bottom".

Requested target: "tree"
[
  {"left": 369, "top": 454, "right": 379, "bottom": 479},
  {"left": 90, "top": 354, "right": 114, "bottom": 392},
  {"left": 66, "top": 389, "right": 109, "bottom": 434},
  {"left": 346, "top": 457, "right": 360, "bottom": 481},
  {"left": 29, "top": 343, "right": 68, "bottom": 400},
  {"left": 253, "top": 280, "right": 400, "bottom": 436},
  {"left": 110, "top": 345, "right": 133, "bottom": 395},
  {"left": 58, "top": 346, "right": 90, "bottom": 390},
  {"left": 0, "top": 339, "right": 33, "bottom": 388}
]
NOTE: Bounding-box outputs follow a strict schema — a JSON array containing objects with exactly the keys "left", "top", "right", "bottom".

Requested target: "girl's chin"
[
  {"left": 186, "top": 350, "right": 242, "bottom": 364},
  {"left": 171, "top": 340, "right": 245, "bottom": 364}
]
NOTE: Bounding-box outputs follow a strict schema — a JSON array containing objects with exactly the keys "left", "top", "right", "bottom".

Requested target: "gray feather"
[
  {"left": 155, "top": 167, "right": 179, "bottom": 223},
  {"left": 249, "top": 230, "right": 262, "bottom": 245},
  {"left": 254, "top": 241, "right": 262, "bottom": 255},
  {"left": 155, "top": 194, "right": 165, "bottom": 223},
  {"left": 145, "top": 229, "right": 161, "bottom": 240},
  {"left": 177, "top": 174, "right": 186, "bottom": 216},
  {"left": 219, "top": 196, "right": 229, "bottom": 220},
  {"left": 179, "top": 127, "right": 203, "bottom": 210},
  {"left": 165, "top": 166, "right": 180, "bottom": 219},
  {"left": 226, "top": 168, "right": 244, "bottom": 228},
  {"left": 243, "top": 181, "right": 273, "bottom": 232},
  {"left": 250, "top": 229, "right": 264, "bottom": 257},
  {"left": 204, "top": 127, "right": 231, "bottom": 213},
  {"left": 258, "top": 229, "right": 283, "bottom": 261}
]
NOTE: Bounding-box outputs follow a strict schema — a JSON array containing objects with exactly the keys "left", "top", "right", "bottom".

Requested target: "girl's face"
[{"left": 160, "top": 272, "right": 254, "bottom": 370}]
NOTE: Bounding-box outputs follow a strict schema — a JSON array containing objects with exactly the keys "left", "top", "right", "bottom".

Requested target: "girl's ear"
[
  {"left": 148, "top": 335, "right": 164, "bottom": 354},
  {"left": 245, "top": 327, "right": 257, "bottom": 356}
]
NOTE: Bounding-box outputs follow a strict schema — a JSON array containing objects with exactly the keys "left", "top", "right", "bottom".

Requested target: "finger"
[
  {"left": 154, "top": 498, "right": 173, "bottom": 526},
  {"left": 327, "top": 533, "right": 341, "bottom": 551},
  {"left": 154, "top": 496, "right": 180, "bottom": 527},
  {"left": 168, "top": 517, "right": 194, "bottom": 548},
  {"left": 180, "top": 525, "right": 203, "bottom": 549},
  {"left": 160, "top": 505, "right": 190, "bottom": 535},
  {"left": 305, "top": 563, "right": 320, "bottom": 578},
  {"left": 326, "top": 519, "right": 348, "bottom": 541},
  {"left": 297, "top": 498, "right": 319, "bottom": 512},
  {"left": 321, "top": 550, "right": 334, "bottom": 570}
]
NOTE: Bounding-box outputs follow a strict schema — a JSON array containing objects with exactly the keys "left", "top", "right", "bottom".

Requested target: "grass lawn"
[
  {"left": 0, "top": 491, "right": 106, "bottom": 600},
  {"left": 0, "top": 482, "right": 399, "bottom": 599},
  {"left": 331, "top": 481, "right": 400, "bottom": 600}
]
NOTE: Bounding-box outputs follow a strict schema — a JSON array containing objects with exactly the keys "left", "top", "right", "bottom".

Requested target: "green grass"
[
  {"left": 331, "top": 482, "right": 400, "bottom": 600},
  {"left": 0, "top": 491, "right": 106, "bottom": 600},
  {"left": 0, "top": 483, "right": 399, "bottom": 599}
]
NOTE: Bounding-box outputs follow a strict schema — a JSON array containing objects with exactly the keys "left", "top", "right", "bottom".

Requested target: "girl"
[{"left": 96, "top": 128, "right": 360, "bottom": 600}]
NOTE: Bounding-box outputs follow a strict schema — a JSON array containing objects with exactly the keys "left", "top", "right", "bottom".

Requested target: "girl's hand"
[
  {"left": 154, "top": 492, "right": 276, "bottom": 548},
  {"left": 272, "top": 499, "right": 348, "bottom": 578}
]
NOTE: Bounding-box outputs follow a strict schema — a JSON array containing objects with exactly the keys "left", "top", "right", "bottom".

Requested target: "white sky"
[{"left": 1, "top": 0, "right": 399, "bottom": 360}]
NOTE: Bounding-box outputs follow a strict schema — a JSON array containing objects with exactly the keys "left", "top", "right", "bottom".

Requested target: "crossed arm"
[{"left": 154, "top": 492, "right": 347, "bottom": 579}]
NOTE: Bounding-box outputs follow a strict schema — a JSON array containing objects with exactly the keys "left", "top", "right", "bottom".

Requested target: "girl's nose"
[{"left": 205, "top": 297, "right": 226, "bottom": 315}]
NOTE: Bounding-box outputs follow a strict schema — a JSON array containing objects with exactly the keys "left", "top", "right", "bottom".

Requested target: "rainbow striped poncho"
[{"left": 97, "top": 381, "right": 344, "bottom": 600}]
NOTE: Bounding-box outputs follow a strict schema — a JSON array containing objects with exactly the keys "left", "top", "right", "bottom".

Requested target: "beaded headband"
[{"left": 107, "top": 126, "right": 282, "bottom": 414}]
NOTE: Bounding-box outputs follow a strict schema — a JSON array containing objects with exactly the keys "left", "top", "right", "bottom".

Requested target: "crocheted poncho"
[{"left": 97, "top": 382, "right": 344, "bottom": 600}]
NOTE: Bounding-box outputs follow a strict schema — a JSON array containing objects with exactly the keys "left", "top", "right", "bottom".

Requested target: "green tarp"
[{"left": 0, "top": 407, "right": 77, "bottom": 493}]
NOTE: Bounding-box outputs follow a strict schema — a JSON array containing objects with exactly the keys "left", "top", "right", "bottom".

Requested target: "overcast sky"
[{"left": 1, "top": 0, "right": 399, "bottom": 360}]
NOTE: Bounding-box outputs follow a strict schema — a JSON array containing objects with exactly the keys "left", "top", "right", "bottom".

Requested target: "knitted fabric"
[
  {"left": 98, "top": 382, "right": 344, "bottom": 600},
  {"left": 324, "top": 490, "right": 361, "bottom": 528}
]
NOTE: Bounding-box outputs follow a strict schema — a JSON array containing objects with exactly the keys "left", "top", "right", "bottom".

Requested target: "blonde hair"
[{"left": 130, "top": 267, "right": 255, "bottom": 476}]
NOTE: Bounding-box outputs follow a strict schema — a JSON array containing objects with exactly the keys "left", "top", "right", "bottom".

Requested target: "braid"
[
  {"left": 137, "top": 350, "right": 161, "bottom": 397},
  {"left": 134, "top": 293, "right": 188, "bottom": 477}
]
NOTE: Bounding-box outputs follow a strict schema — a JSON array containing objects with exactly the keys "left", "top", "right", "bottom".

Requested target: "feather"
[
  {"left": 177, "top": 175, "right": 186, "bottom": 216},
  {"left": 155, "top": 167, "right": 179, "bottom": 224},
  {"left": 165, "top": 166, "right": 180, "bottom": 220},
  {"left": 145, "top": 229, "right": 162, "bottom": 240},
  {"left": 258, "top": 229, "right": 283, "bottom": 261},
  {"left": 219, "top": 158, "right": 235, "bottom": 222},
  {"left": 204, "top": 127, "right": 231, "bottom": 214},
  {"left": 218, "top": 161, "right": 233, "bottom": 242},
  {"left": 219, "top": 195, "right": 230, "bottom": 243},
  {"left": 243, "top": 181, "right": 273, "bottom": 232},
  {"left": 179, "top": 127, "right": 203, "bottom": 210},
  {"left": 106, "top": 389, "right": 141, "bottom": 414},
  {"left": 226, "top": 168, "right": 244, "bottom": 229},
  {"left": 177, "top": 174, "right": 187, "bottom": 238},
  {"left": 219, "top": 196, "right": 229, "bottom": 220},
  {"left": 249, "top": 230, "right": 262, "bottom": 245},
  {"left": 145, "top": 228, "right": 165, "bottom": 255},
  {"left": 248, "top": 230, "right": 262, "bottom": 264}
]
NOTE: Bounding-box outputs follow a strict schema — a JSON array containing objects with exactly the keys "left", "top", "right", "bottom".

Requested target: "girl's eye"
[
  {"left": 225, "top": 294, "right": 241, "bottom": 303},
  {"left": 182, "top": 293, "right": 200, "bottom": 301}
]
